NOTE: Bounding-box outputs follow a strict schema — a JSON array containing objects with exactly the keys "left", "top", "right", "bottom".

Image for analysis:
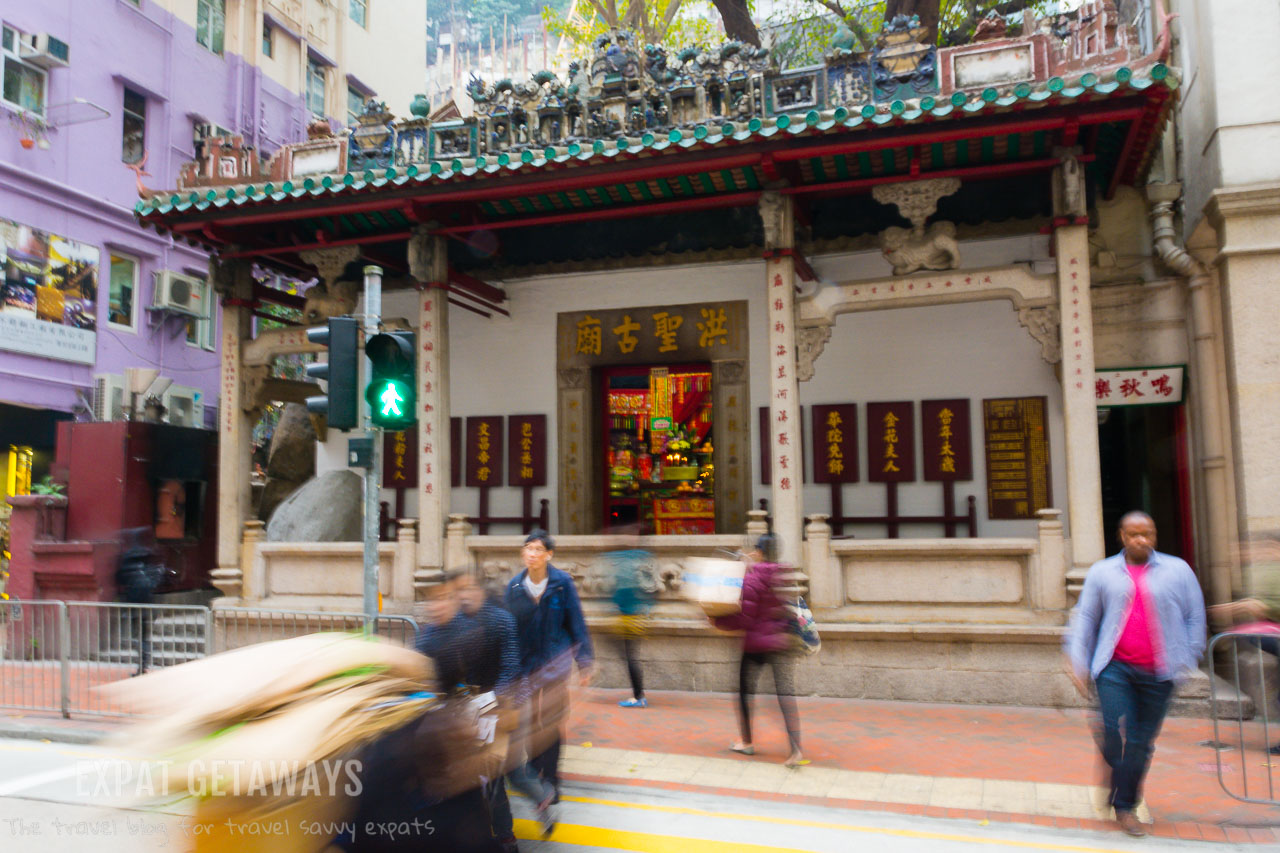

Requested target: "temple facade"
[{"left": 132, "top": 3, "right": 1237, "bottom": 707}]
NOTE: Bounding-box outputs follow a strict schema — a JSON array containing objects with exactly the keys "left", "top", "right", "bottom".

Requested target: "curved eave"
[{"left": 136, "top": 63, "right": 1179, "bottom": 252}]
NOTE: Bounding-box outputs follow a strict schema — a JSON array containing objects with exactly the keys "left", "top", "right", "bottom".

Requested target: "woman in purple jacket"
[{"left": 711, "top": 534, "right": 802, "bottom": 767}]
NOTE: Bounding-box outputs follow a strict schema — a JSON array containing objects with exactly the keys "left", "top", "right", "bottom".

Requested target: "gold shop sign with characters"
[{"left": 558, "top": 300, "right": 749, "bottom": 366}]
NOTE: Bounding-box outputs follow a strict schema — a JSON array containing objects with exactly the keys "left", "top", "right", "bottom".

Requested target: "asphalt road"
[{"left": 0, "top": 737, "right": 1254, "bottom": 852}]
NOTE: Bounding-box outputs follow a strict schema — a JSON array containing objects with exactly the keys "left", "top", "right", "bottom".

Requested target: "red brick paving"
[
  {"left": 565, "top": 687, "right": 1280, "bottom": 843},
  {"left": 4, "top": 667, "right": 1279, "bottom": 844}
]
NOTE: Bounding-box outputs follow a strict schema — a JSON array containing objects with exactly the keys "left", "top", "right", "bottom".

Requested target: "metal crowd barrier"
[
  {"left": 0, "top": 599, "right": 419, "bottom": 719},
  {"left": 1209, "top": 631, "right": 1279, "bottom": 806}
]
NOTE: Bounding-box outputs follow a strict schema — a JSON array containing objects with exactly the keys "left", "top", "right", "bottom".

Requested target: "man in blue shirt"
[
  {"left": 504, "top": 530, "right": 594, "bottom": 805},
  {"left": 1064, "top": 511, "right": 1206, "bottom": 837}
]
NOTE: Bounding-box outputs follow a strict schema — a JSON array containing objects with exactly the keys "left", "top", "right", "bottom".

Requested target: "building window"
[
  {"left": 196, "top": 0, "right": 226, "bottom": 54},
  {"left": 306, "top": 59, "right": 326, "bottom": 118},
  {"left": 1, "top": 26, "right": 47, "bottom": 116},
  {"left": 349, "top": 0, "right": 368, "bottom": 28},
  {"left": 262, "top": 21, "right": 273, "bottom": 58},
  {"left": 121, "top": 88, "right": 146, "bottom": 164},
  {"left": 107, "top": 253, "right": 139, "bottom": 330},
  {"left": 185, "top": 277, "right": 215, "bottom": 350},
  {"left": 347, "top": 87, "right": 365, "bottom": 126}
]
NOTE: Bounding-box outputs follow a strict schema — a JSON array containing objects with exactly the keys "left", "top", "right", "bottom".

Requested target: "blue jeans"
[{"left": 1094, "top": 660, "right": 1175, "bottom": 812}]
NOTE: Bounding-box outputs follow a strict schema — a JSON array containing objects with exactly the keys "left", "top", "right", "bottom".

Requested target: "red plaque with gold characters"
[
  {"left": 507, "top": 414, "right": 547, "bottom": 487},
  {"left": 382, "top": 427, "right": 418, "bottom": 488},
  {"left": 982, "top": 396, "right": 1051, "bottom": 519},
  {"left": 921, "top": 399, "right": 972, "bottom": 482},
  {"left": 811, "top": 404, "right": 858, "bottom": 484},
  {"left": 866, "top": 402, "right": 915, "bottom": 483},
  {"left": 465, "top": 416, "right": 504, "bottom": 488}
]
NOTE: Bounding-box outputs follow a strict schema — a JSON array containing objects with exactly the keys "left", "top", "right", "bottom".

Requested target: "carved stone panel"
[{"left": 796, "top": 324, "right": 832, "bottom": 381}]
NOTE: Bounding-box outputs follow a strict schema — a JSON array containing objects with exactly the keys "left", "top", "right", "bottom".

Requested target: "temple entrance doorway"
[
  {"left": 598, "top": 364, "right": 715, "bottom": 534},
  {"left": 1097, "top": 403, "right": 1193, "bottom": 562}
]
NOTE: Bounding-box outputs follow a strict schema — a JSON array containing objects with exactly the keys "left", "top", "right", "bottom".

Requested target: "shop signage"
[
  {"left": 811, "top": 404, "right": 859, "bottom": 484},
  {"left": 983, "top": 396, "right": 1051, "bottom": 520},
  {"left": 866, "top": 402, "right": 915, "bottom": 483},
  {"left": 1095, "top": 366, "right": 1185, "bottom": 406},
  {"left": 558, "top": 300, "right": 749, "bottom": 365},
  {"left": 921, "top": 399, "right": 973, "bottom": 482},
  {"left": 507, "top": 414, "right": 547, "bottom": 487},
  {"left": 0, "top": 217, "right": 99, "bottom": 365},
  {"left": 466, "top": 416, "right": 504, "bottom": 487},
  {"left": 649, "top": 416, "right": 673, "bottom": 431}
]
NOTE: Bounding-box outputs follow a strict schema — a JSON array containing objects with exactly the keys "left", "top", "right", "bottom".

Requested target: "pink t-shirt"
[{"left": 1113, "top": 563, "right": 1165, "bottom": 672}]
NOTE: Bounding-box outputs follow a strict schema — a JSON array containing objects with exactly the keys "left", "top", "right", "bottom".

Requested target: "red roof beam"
[
  {"left": 222, "top": 230, "right": 412, "bottom": 258},
  {"left": 769, "top": 106, "right": 1143, "bottom": 163},
  {"left": 433, "top": 190, "right": 761, "bottom": 235},
  {"left": 781, "top": 156, "right": 1094, "bottom": 199},
  {"left": 448, "top": 267, "right": 507, "bottom": 304}
]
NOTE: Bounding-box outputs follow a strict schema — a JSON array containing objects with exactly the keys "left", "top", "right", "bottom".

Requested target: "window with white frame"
[
  {"left": 349, "top": 0, "right": 368, "bottom": 28},
  {"left": 2, "top": 25, "right": 47, "bottom": 116},
  {"left": 122, "top": 88, "right": 146, "bottom": 164},
  {"left": 196, "top": 0, "right": 226, "bottom": 54},
  {"left": 307, "top": 59, "right": 326, "bottom": 118},
  {"left": 185, "top": 276, "right": 215, "bottom": 349},
  {"left": 347, "top": 87, "right": 365, "bottom": 127},
  {"left": 107, "top": 253, "right": 139, "bottom": 330}
]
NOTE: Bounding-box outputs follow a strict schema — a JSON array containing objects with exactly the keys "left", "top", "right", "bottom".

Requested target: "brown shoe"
[{"left": 1116, "top": 809, "right": 1147, "bottom": 837}]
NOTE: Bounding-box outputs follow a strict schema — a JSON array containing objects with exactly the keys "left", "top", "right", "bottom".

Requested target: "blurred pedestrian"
[
  {"left": 1064, "top": 511, "right": 1206, "bottom": 837},
  {"left": 456, "top": 570, "right": 555, "bottom": 849},
  {"left": 607, "top": 525, "right": 655, "bottom": 708},
  {"left": 116, "top": 527, "right": 162, "bottom": 676},
  {"left": 1208, "top": 530, "right": 1280, "bottom": 755},
  {"left": 503, "top": 530, "right": 593, "bottom": 806},
  {"left": 709, "top": 534, "right": 802, "bottom": 767}
]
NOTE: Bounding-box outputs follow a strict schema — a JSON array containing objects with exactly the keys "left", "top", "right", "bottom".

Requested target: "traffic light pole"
[{"left": 362, "top": 265, "right": 383, "bottom": 625}]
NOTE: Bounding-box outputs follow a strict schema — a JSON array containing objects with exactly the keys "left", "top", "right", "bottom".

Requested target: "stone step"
[{"left": 1169, "top": 668, "right": 1255, "bottom": 720}]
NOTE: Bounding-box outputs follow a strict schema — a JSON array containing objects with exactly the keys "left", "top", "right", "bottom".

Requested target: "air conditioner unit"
[
  {"left": 19, "top": 33, "right": 70, "bottom": 69},
  {"left": 153, "top": 270, "right": 207, "bottom": 317},
  {"left": 93, "top": 373, "right": 128, "bottom": 422},
  {"left": 163, "top": 384, "right": 206, "bottom": 428}
]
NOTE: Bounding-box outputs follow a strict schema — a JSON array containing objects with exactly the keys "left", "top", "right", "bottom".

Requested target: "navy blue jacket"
[{"left": 503, "top": 565, "right": 594, "bottom": 681}]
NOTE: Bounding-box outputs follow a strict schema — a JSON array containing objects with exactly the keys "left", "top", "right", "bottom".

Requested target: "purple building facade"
[{"left": 0, "top": 0, "right": 309, "bottom": 483}]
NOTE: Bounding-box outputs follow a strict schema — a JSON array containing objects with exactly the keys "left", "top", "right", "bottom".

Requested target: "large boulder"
[
  {"left": 258, "top": 403, "right": 318, "bottom": 521},
  {"left": 266, "top": 470, "right": 363, "bottom": 542},
  {"left": 266, "top": 403, "right": 317, "bottom": 482}
]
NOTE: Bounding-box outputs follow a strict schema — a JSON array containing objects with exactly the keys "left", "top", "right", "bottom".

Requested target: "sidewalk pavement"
[{"left": 4, "top": 687, "right": 1278, "bottom": 844}]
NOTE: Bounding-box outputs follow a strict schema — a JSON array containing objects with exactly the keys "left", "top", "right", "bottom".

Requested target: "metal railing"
[
  {"left": 0, "top": 599, "right": 419, "bottom": 719},
  {"left": 1209, "top": 631, "right": 1279, "bottom": 806}
]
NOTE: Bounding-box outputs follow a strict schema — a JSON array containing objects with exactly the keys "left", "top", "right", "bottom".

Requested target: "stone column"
[
  {"left": 1207, "top": 185, "right": 1280, "bottom": 542},
  {"left": 445, "top": 513, "right": 473, "bottom": 573},
  {"left": 210, "top": 257, "right": 255, "bottom": 600},
  {"left": 1052, "top": 157, "right": 1105, "bottom": 578},
  {"left": 409, "top": 225, "right": 451, "bottom": 595},
  {"left": 1034, "top": 508, "right": 1067, "bottom": 611},
  {"left": 746, "top": 508, "right": 769, "bottom": 542},
  {"left": 393, "top": 519, "right": 418, "bottom": 603},
  {"left": 759, "top": 192, "right": 804, "bottom": 567},
  {"left": 239, "top": 520, "right": 266, "bottom": 601},
  {"left": 804, "top": 514, "right": 841, "bottom": 607}
]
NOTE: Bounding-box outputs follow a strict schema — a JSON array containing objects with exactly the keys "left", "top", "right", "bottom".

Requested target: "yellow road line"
[
  {"left": 544, "top": 793, "right": 1143, "bottom": 853},
  {"left": 513, "top": 818, "right": 811, "bottom": 852}
]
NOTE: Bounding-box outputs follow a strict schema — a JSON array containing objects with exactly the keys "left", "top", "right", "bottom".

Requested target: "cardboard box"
[{"left": 680, "top": 557, "right": 745, "bottom": 616}]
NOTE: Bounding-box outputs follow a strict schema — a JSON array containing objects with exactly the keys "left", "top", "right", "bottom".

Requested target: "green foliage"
[
  {"left": 467, "top": 0, "right": 570, "bottom": 37},
  {"left": 30, "top": 476, "right": 65, "bottom": 497},
  {"left": 543, "top": 0, "right": 741, "bottom": 57}
]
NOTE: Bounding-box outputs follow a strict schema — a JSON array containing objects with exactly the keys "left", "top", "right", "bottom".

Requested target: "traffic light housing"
[
  {"left": 305, "top": 317, "right": 360, "bottom": 430},
  {"left": 365, "top": 331, "right": 416, "bottom": 430}
]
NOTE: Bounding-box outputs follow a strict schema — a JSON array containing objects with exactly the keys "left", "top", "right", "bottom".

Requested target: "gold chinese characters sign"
[
  {"left": 558, "top": 300, "right": 748, "bottom": 366},
  {"left": 982, "top": 397, "right": 1051, "bottom": 520}
]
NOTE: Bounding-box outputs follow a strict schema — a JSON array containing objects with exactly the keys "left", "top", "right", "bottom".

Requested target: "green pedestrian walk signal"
[{"left": 364, "top": 331, "right": 416, "bottom": 429}]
